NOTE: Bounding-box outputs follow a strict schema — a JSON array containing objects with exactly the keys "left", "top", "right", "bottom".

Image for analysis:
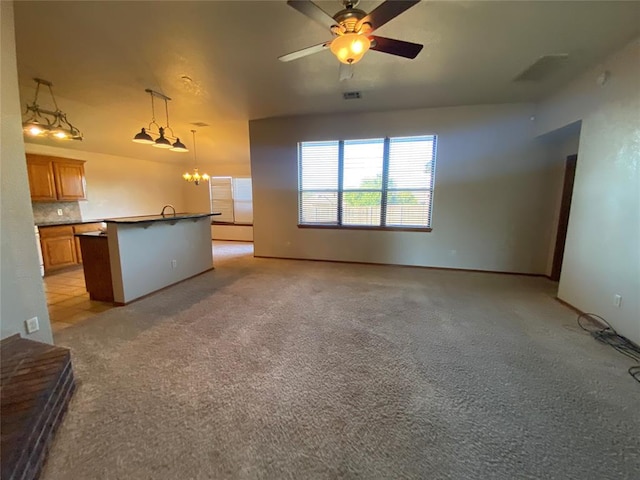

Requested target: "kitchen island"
[{"left": 78, "top": 213, "right": 218, "bottom": 304}]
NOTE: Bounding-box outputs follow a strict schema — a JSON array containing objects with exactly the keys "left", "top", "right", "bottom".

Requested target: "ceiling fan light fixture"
[
  {"left": 280, "top": 1, "right": 423, "bottom": 70},
  {"left": 330, "top": 33, "right": 370, "bottom": 64}
]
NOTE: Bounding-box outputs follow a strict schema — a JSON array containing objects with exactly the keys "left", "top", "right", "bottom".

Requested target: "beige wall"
[
  {"left": 1, "top": 1, "right": 52, "bottom": 343},
  {"left": 536, "top": 37, "right": 640, "bottom": 344},
  {"left": 249, "top": 103, "right": 561, "bottom": 274},
  {"left": 24, "top": 143, "right": 188, "bottom": 220}
]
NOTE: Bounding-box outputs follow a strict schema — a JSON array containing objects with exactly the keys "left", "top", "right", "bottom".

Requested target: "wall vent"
[
  {"left": 513, "top": 54, "right": 569, "bottom": 82},
  {"left": 191, "top": 121, "right": 209, "bottom": 127},
  {"left": 343, "top": 91, "right": 361, "bottom": 100}
]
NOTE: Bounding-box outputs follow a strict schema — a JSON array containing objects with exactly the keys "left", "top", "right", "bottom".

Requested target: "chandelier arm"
[
  {"left": 60, "top": 113, "right": 79, "bottom": 133},
  {"left": 23, "top": 81, "right": 42, "bottom": 116},
  {"left": 46, "top": 84, "right": 61, "bottom": 112},
  {"left": 34, "top": 80, "right": 41, "bottom": 100}
]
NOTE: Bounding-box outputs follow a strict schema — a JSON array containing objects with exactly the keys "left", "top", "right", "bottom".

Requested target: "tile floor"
[
  {"left": 43, "top": 267, "right": 115, "bottom": 333},
  {"left": 43, "top": 241, "right": 253, "bottom": 334}
]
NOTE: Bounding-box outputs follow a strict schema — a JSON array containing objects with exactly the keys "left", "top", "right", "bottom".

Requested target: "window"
[
  {"left": 210, "top": 177, "right": 253, "bottom": 225},
  {"left": 298, "top": 135, "right": 436, "bottom": 230}
]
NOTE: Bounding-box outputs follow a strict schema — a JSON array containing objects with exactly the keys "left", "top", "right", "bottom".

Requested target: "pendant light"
[
  {"left": 183, "top": 130, "right": 209, "bottom": 185},
  {"left": 22, "top": 78, "right": 83, "bottom": 141},
  {"left": 132, "top": 89, "right": 188, "bottom": 152}
]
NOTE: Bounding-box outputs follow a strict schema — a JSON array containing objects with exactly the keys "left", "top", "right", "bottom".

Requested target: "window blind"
[
  {"left": 341, "top": 138, "right": 384, "bottom": 226},
  {"left": 298, "top": 135, "right": 437, "bottom": 230},
  {"left": 298, "top": 141, "right": 339, "bottom": 224},
  {"left": 210, "top": 176, "right": 234, "bottom": 223},
  {"left": 385, "top": 136, "right": 436, "bottom": 227},
  {"left": 232, "top": 177, "right": 253, "bottom": 224}
]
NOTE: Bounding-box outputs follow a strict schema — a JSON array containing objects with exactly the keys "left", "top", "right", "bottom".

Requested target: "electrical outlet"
[
  {"left": 171, "top": 259, "right": 177, "bottom": 268},
  {"left": 57, "top": 209, "right": 63, "bottom": 216},
  {"left": 614, "top": 295, "right": 622, "bottom": 308},
  {"left": 25, "top": 317, "right": 39, "bottom": 334}
]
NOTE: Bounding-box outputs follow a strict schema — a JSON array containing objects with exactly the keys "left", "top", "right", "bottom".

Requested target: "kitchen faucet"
[{"left": 160, "top": 204, "right": 176, "bottom": 217}]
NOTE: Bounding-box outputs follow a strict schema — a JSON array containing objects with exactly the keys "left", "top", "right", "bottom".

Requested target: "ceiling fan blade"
[
  {"left": 370, "top": 36, "right": 423, "bottom": 59},
  {"left": 357, "top": 0, "right": 421, "bottom": 32},
  {"left": 287, "top": 0, "right": 337, "bottom": 29},
  {"left": 278, "top": 41, "right": 332, "bottom": 62},
  {"left": 339, "top": 63, "right": 354, "bottom": 81}
]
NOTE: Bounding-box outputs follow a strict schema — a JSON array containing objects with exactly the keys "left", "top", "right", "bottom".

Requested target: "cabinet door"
[
  {"left": 42, "top": 236, "right": 77, "bottom": 271},
  {"left": 54, "top": 160, "right": 86, "bottom": 200},
  {"left": 26, "top": 156, "right": 57, "bottom": 201}
]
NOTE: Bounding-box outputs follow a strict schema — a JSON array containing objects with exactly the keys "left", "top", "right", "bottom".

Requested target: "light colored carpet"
[{"left": 44, "top": 242, "right": 639, "bottom": 480}]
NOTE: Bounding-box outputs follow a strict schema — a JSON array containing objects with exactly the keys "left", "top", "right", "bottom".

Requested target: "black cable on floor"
[{"left": 577, "top": 313, "right": 640, "bottom": 383}]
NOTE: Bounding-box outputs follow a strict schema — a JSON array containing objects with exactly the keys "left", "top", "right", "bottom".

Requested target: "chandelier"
[
  {"left": 22, "top": 78, "right": 82, "bottom": 140},
  {"left": 132, "top": 89, "right": 188, "bottom": 152},
  {"left": 183, "top": 130, "right": 209, "bottom": 185}
]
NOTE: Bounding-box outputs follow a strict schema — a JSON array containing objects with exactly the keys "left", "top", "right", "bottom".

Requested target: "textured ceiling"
[{"left": 13, "top": 1, "right": 640, "bottom": 164}]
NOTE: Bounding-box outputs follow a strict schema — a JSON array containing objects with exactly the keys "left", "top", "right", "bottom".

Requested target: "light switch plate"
[{"left": 25, "top": 316, "right": 39, "bottom": 334}]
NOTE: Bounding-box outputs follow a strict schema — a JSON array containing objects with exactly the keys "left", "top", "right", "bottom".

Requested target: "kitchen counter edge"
[
  {"left": 103, "top": 213, "right": 221, "bottom": 224},
  {"left": 36, "top": 219, "right": 104, "bottom": 227}
]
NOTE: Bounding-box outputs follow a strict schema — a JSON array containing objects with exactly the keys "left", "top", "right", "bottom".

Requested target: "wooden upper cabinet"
[
  {"left": 26, "top": 156, "right": 57, "bottom": 201},
  {"left": 53, "top": 160, "right": 86, "bottom": 200},
  {"left": 26, "top": 154, "right": 87, "bottom": 202}
]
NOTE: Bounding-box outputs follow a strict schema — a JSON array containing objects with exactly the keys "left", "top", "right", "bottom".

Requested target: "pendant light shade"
[
  {"left": 153, "top": 127, "right": 172, "bottom": 148},
  {"left": 170, "top": 138, "right": 188, "bottom": 152},
  {"left": 133, "top": 128, "right": 154, "bottom": 144},
  {"left": 133, "top": 89, "right": 188, "bottom": 152}
]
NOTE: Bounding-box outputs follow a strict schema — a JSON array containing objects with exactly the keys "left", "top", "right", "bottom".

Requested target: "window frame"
[{"left": 297, "top": 135, "right": 436, "bottom": 232}]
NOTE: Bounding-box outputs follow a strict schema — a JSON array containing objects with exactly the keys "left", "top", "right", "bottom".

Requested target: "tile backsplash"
[{"left": 32, "top": 202, "right": 82, "bottom": 224}]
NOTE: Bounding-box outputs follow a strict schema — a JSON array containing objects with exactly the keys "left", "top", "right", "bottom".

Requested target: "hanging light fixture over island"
[
  {"left": 132, "top": 89, "right": 188, "bottom": 152},
  {"left": 183, "top": 130, "right": 209, "bottom": 185}
]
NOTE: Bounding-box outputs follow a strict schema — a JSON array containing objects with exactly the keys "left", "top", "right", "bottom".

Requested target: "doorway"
[{"left": 550, "top": 154, "right": 577, "bottom": 281}]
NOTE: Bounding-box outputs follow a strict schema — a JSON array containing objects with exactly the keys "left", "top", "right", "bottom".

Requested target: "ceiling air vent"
[
  {"left": 191, "top": 122, "right": 209, "bottom": 127},
  {"left": 514, "top": 54, "right": 569, "bottom": 82},
  {"left": 343, "top": 91, "right": 361, "bottom": 100}
]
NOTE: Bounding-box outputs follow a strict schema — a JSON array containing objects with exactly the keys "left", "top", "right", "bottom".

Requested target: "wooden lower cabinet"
[
  {"left": 40, "top": 226, "right": 77, "bottom": 271},
  {"left": 39, "top": 223, "right": 103, "bottom": 272}
]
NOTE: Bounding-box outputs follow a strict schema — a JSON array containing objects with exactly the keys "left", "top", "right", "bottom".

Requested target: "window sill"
[{"left": 298, "top": 224, "right": 432, "bottom": 233}]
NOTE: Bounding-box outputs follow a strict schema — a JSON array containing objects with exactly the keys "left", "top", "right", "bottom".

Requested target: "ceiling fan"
[{"left": 279, "top": 0, "right": 423, "bottom": 79}]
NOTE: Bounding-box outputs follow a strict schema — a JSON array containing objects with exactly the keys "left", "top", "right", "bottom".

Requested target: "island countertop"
[
  {"left": 36, "top": 218, "right": 105, "bottom": 227},
  {"left": 103, "top": 212, "right": 221, "bottom": 224}
]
